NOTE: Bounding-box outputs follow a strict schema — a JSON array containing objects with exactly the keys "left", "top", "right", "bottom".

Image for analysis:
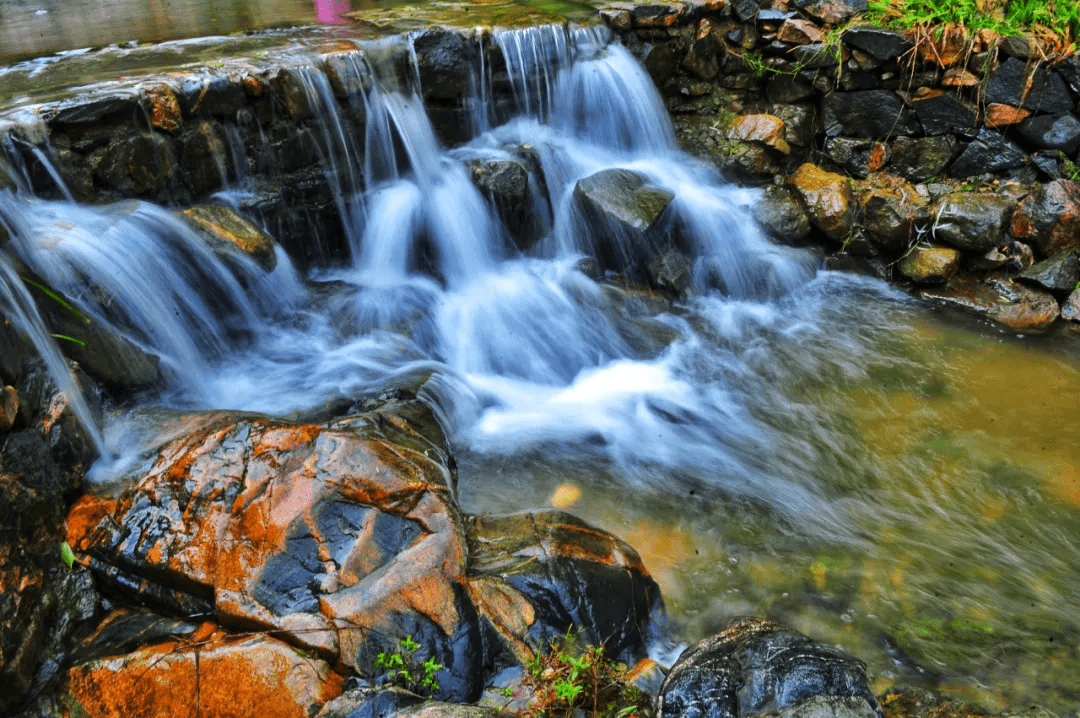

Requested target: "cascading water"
[{"left": 2, "top": 23, "right": 1079, "bottom": 712}]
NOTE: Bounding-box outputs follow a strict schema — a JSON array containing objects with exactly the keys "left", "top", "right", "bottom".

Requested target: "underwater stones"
[
  {"left": 787, "top": 163, "right": 854, "bottom": 241},
  {"left": 822, "top": 90, "right": 918, "bottom": 139},
  {"left": 899, "top": 245, "right": 961, "bottom": 284},
  {"left": 465, "top": 510, "right": 663, "bottom": 668},
  {"left": 181, "top": 204, "right": 279, "bottom": 272},
  {"left": 656, "top": 617, "right": 882, "bottom": 718},
  {"left": 920, "top": 273, "right": 1060, "bottom": 333},
  {"left": 1009, "top": 179, "right": 1080, "bottom": 257},
  {"left": 572, "top": 168, "right": 676, "bottom": 272},
  {"left": 985, "top": 57, "right": 1075, "bottom": 114},
  {"left": 68, "top": 631, "right": 344, "bottom": 718},
  {"left": 930, "top": 191, "right": 1017, "bottom": 252}
]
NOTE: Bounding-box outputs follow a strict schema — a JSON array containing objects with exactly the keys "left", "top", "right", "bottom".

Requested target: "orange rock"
[
  {"left": 726, "top": 114, "right": 791, "bottom": 154},
  {"left": 942, "top": 68, "right": 979, "bottom": 87},
  {"left": 787, "top": 163, "right": 854, "bottom": 241},
  {"left": 777, "top": 18, "right": 823, "bottom": 45},
  {"left": 917, "top": 23, "right": 968, "bottom": 67},
  {"left": 242, "top": 75, "right": 265, "bottom": 98},
  {"left": 1010, "top": 180, "right": 1080, "bottom": 257},
  {"left": 900, "top": 245, "right": 962, "bottom": 283},
  {"left": 67, "top": 633, "right": 343, "bottom": 718},
  {"left": 985, "top": 102, "right": 1031, "bottom": 127},
  {"left": 65, "top": 494, "right": 117, "bottom": 549},
  {"left": 142, "top": 84, "right": 182, "bottom": 133}
]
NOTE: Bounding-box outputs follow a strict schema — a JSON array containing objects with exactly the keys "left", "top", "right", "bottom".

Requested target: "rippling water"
[{"left": 1, "top": 23, "right": 1078, "bottom": 713}]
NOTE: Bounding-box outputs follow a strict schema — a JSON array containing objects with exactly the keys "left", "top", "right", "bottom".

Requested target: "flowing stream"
[{"left": 1, "top": 24, "right": 1079, "bottom": 713}]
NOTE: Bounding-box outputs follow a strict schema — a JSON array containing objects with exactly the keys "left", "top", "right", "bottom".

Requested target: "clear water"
[{"left": 1, "top": 25, "right": 1078, "bottom": 714}]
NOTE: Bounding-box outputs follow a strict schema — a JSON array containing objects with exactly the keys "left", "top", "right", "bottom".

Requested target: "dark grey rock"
[
  {"left": 842, "top": 28, "right": 914, "bottom": 61},
  {"left": 766, "top": 75, "right": 816, "bottom": 104},
  {"left": 912, "top": 93, "right": 977, "bottom": 137},
  {"left": 46, "top": 90, "right": 143, "bottom": 127},
  {"left": 732, "top": 0, "right": 762, "bottom": 23},
  {"left": 754, "top": 185, "right": 811, "bottom": 241},
  {"left": 766, "top": 103, "right": 817, "bottom": 149},
  {"left": 823, "top": 137, "right": 884, "bottom": 178},
  {"left": 647, "top": 248, "right": 695, "bottom": 295},
  {"left": 177, "top": 74, "right": 245, "bottom": 118},
  {"left": 931, "top": 191, "right": 1017, "bottom": 252},
  {"left": 822, "top": 90, "right": 919, "bottom": 138},
  {"left": 93, "top": 131, "right": 178, "bottom": 198},
  {"left": 324, "top": 51, "right": 373, "bottom": 99},
  {"left": 631, "top": 4, "right": 684, "bottom": 26},
  {"left": 1031, "top": 151, "right": 1063, "bottom": 180},
  {"left": 642, "top": 42, "right": 685, "bottom": 87},
  {"left": 948, "top": 127, "right": 1028, "bottom": 179},
  {"left": 757, "top": 9, "right": 795, "bottom": 22},
  {"left": 1057, "top": 55, "right": 1080, "bottom": 95},
  {"left": 790, "top": 43, "right": 843, "bottom": 70},
  {"left": 998, "top": 35, "right": 1031, "bottom": 59},
  {"left": 683, "top": 34, "right": 722, "bottom": 81},
  {"left": 765, "top": 695, "right": 882, "bottom": 718},
  {"left": 888, "top": 135, "right": 959, "bottom": 183},
  {"left": 985, "top": 57, "right": 1075, "bottom": 114},
  {"left": 178, "top": 120, "right": 229, "bottom": 195},
  {"left": 656, "top": 617, "right": 882, "bottom": 718},
  {"left": 1017, "top": 248, "right": 1080, "bottom": 292},
  {"left": 1017, "top": 112, "right": 1080, "bottom": 154},
  {"left": 411, "top": 29, "right": 479, "bottom": 103},
  {"left": 838, "top": 71, "right": 881, "bottom": 92}
]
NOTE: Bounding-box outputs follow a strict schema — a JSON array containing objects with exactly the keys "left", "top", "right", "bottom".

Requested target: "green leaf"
[{"left": 61, "top": 541, "right": 76, "bottom": 569}]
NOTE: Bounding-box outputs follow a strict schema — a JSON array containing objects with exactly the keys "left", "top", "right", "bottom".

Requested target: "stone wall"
[{"left": 599, "top": 0, "right": 1080, "bottom": 332}]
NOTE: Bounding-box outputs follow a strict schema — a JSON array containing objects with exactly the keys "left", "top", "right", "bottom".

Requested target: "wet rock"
[
  {"left": 572, "top": 168, "right": 676, "bottom": 273},
  {"left": 269, "top": 66, "right": 321, "bottom": 121},
  {"left": 985, "top": 57, "right": 1075, "bottom": 114},
  {"left": 73, "top": 399, "right": 484, "bottom": 700},
  {"left": 142, "top": 83, "right": 183, "bottom": 133},
  {"left": 730, "top": 0, "right": 761, "bottom": 23},
  {"left": 767, "top": 75, "right": 816, "bottom": 104},
  {"left": 1, "top": 385, "right": 17, "bottom": 431},
  {"left": 46, "top": 90, "right": 143, "bottom": 127},
  {"left": 1031, "top": 151, "right": 1064, "bottom": 180},
  {"left": 178, "top": 120, "right": 230, "bottom": 195},
  {"left": 1016, "top": 112, "right": 1080, "bottom": 155},
  {"left": 789, "top": 43, "right": 843, "bottom": 70},
  {"left": 465, "top": 510, "right": 663, "bottom": 668},
  {"left": 656, "top": 617, "right": 882, "bottom": 718},
  {"left": 787, "top": 163, "right": 855, "bottom": 241},
  {"left": 642, "top": 42, "right": 686, "bottom": 87},
  {"left": 887, "top": 136, "right": 958, "bottom": 183},
  {"left": 466, "top": 157, "right": 533, "bottom": 249},
  {"left": 795, "top": 0, "right": 868, "bottom": 25},
  {"left": 900, "top": 245, "right": 961, "bottom": 283},
  {"left": 919, "top": 273, "right": 1060, "bottom": 333},
  {"left": 754, "top": 185, "right": 812, "bottom": 242},
  {"left": 647, "top": 248, "right": 695, "bottom": 295},
  {"left": 181, "top": 204, "right": 279, "bottom": 272},
  {"left": 777, "top": 19, "right": 823, "bottom": 45},
  {"left": 984, "top": 103, "right": 1031, "bottom": 128},
  {"left": 842, "top": 28, "right": 913, "bottom": 61},
  {"left": 1063, "top": 286, "right": 1080, "bottom": 322},
  {"left": 823, "top": 137, "right": 887, "bottom": 178},
  {"left": 1017, "top": 247, "right": 1080, "bottom": 292},
  {"left": 727, "top": 114, "right": 791, "bottom": 154},
  {"left": 412, "top": 30, "right": 479, "bottom": 103},
  {"left": 766, "top": 104, "right": 816, "bottom": 151},
  {"left": 317, "top": 686, "right": 426, "bottom": 718},
  {"left": 177, "top": 74, "right": 246, "bottom": 119},
  {"left": 822, "top": 90, "right": 918, "bottom": 138},
  {"left": 632, "top": 4, "right": 686, "bottom": 27},
  {"left": 683, "top": 33, "right": 722, "bottom": 81},
  {"left": 1058, "top": 55, "right": 1080, "bottom": 95},
  {"left": 324, "top": 51, "right": 373, "bottom": 100},
  {"left": 1009, "top": 179, "right": 1080, "bottom": 257},
  {"left": 912, "top": 93, "right": 977, "bottom": 137},
  {"left": 68, "top": 630, "right": 344, "bottom": 717},
  {"left": 931, "top": 191, "right": 1017, "bottom": 252},
  {"left": 94, "top": 131, "right": 178, "bottom": 198},
  {"left": 858, "top": 178, "right": 929, "bottom": 252},
  {"left": 948, "top": 127, "right": 1028, "bottom": 179}
]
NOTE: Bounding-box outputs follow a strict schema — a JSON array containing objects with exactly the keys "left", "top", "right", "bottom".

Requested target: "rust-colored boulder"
[
  {"left": 1, "top": 385, "right": 16, "bottom": 431},
  {"left": 1009, "top": 179, "right": 1080, "bottom": 257},
  {"left": 74, "top": 401, "right": 482, "bottom": 699},
  {"left": 726, "top": 114, "right": 791, "bottom": 155},
  {"left": 858, "top": 178, "right": 929, "bottom": 252},
  {"left": 68, "top": 631, "right": 344, "bottom": 718},
  {"left": 787, "top": 163, "right": 855, "bottom": 241},
  {"left": 899, "top": 245, "right": 961, "bottom": 283},
  {"left": 181, "top": 204, "right": 280, "bottom": 272},
  {"left": 920, "top": 273, "right": 1060, "bottom": 333},
  {"left": 142, "top": 83, "right": 183, "bottom": 133}
]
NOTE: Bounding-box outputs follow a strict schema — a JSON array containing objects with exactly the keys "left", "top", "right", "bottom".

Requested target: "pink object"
[{"left": 316, "top": 0, "right": 350, "bottom": 24}]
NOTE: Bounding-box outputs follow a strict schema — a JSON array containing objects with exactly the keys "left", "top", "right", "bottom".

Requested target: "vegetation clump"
[{"left": 375, "top": 635, "right": 444, "bottom": 697}]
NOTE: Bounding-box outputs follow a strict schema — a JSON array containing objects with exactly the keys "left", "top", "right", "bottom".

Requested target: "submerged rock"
[
  {"left": 656, "top": 617, "right": 882, "bottom": 718},
  {"left": 919, "top": 273, "right": 1060, "bottom": 333}
]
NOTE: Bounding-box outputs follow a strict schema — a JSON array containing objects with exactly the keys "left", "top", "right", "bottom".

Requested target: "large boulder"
[
  {"left": 822, "top": 90, "right": 919, "bottom": 138},
  {"left": 985, "top": 57, "right": 1075, "bottom": 114},
  {"left": 572, "top": 168, "right": 676, "bottom": 276},
  {"left": 656, "top": 617, "right": 882, "bottom": 718},
  {"left": 948, "top": 127, "right": 1028, "bottom": 179},
  {"left": 787, "top": 163, "right": 855, "bottom": 241}
]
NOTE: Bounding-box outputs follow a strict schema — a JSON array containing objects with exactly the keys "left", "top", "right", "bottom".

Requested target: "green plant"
[
  {"left": 520, "top": 628, "right": 652, "bottom": 718},
  {"left": 374, "top": 634, "right": 443, "bottom": 696},
  {"left": 1061, "top": 152, "right": 1080, "bottom": 181},
  {"left": 60, "top": 541, "right": 76, "bottom": 569}
]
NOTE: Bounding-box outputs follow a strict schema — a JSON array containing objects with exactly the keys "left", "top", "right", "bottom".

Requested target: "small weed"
[
  {"left": 1061, "top": 152, "right": 1080, "bottom": 181},
  {"left": 374, "top": 634, "right": 443, "bottom": 697}
]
